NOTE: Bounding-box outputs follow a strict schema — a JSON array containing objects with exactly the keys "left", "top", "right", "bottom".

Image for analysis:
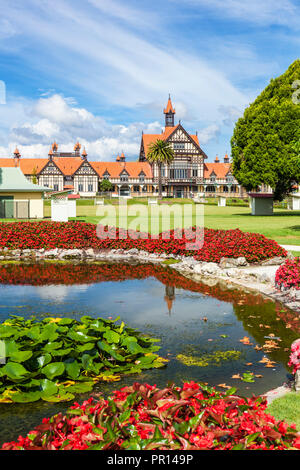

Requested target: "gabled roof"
[
  {"left": 90, "top": 161, "right": 152, "bottom": 178},
  {"left": 0, "top": 167, "right": 51, "bottom": 192},
  {"left": 204, "top": 163, "right": 232, "bottom": 179},
  {"left": 52, "top": 157, "right": 83, "bottom": 175},
  {"left": 141, "top": 124, "right": 204, "bottom": 158}
]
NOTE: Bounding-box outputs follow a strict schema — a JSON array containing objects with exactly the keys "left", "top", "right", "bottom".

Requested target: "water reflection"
[{"left": 0, "top": 261, "right": 298, "bottom": 445}]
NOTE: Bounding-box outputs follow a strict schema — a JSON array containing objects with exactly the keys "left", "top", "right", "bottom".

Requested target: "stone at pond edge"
[{"left": 295, "top": 370, "right": 300, "bottom": 392}]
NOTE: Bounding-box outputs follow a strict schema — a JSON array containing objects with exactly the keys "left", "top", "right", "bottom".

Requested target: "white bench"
[{"left": 148, "top": 198, "right": 158, "bottom": 205}]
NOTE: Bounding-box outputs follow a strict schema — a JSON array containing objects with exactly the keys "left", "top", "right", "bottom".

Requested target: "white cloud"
[
  {"left": 0, "top": 94, "right": 164, "bottom": 160},
  {"left": 181, "top": 0, "right": 299, "bottom": 27},
  {"left": 197, "top": 124, "right": 220, "bottom": 145}
]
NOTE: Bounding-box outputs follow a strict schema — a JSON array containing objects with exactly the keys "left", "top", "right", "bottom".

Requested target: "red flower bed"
[
  {"left": 0, "top": 222, "right": 286, "bottom": 263},
  {"left": 2, "top": 382, "right": 300, "bottom": 450},
  {"left": 276, "top": 258, "right": 300, "bottom": 290}
]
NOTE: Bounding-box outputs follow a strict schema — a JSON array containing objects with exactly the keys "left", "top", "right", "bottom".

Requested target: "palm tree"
[{"left": 147, "top": 139, "right": 174, "bottom": 198}]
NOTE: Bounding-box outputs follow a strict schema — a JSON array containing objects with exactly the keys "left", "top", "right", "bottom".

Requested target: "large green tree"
[
  {"left": 147, "top": 139, "right": 174, "bottom": 198},
  {"left": 231, "top": 60, "right": 300, "bottom": 201}
]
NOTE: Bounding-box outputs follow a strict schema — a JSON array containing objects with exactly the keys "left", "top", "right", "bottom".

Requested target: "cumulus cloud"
[
  {"left": 2, "top": 94, "right": 163, "bottom": 160},
  {"left": 197, "top": 124, "right": 220, "bottom": 145}
]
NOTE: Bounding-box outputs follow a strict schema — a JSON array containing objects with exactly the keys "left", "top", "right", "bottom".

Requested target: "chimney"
[{"left": 13, "top": 147, "right": 21, "bottom": 167}]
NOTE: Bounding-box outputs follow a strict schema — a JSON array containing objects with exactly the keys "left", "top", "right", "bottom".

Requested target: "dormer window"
[
  {"left": 210, "top": 172, "right": 216, "bottom": 183},
  {"left": 120, "top": 172, "right": 128, "bottom": 182},
  {"left": 103, "top": 171, "right": 110, "bottom": 180},
  {"left": 139, "top": 172, "right": 145, "bottom": 183}
]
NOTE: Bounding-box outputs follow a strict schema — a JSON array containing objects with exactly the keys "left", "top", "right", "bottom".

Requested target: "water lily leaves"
[
  {"left": 0, "top": 315, "right": 163, "bottom": 403},
  {"left": 103, "top": 330, "right": 120, "bottom": 344},
  {"left": 42, "top": 391, "right": 75, "bottom": 403},
  {"left": 39, "top": 379, "right": 58, "bottom": 397},
  {"left": 41, "top": 362, "right": 65, "bottom": 380},
  {"left": 67, "top": 330, "right": 97, "bottom": 343},
  {"left": 10, "top": 391, "right": 41, "bottom": 403},
  {"left": 43, "top": 342, "right": 63, "bottom": 352},
  {"left": 32, "top": 353, "right": 52, "bottom": 370},
  {"left": 9, "top": 350, "right": 33, "bottom": 363},
  {"left": 64, "top": 361, "right": 81, "bottom": 380},
  {"left": 3, "top": 362, "right": 30, "bottom": 380}
]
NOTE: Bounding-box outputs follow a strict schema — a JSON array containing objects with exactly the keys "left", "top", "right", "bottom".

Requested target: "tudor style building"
[
  {"left": 140, "top": 96, "right": 245, "bottom": 198},
  {"left": 0, "top": 96, "right": 244, "bottom": 199}
]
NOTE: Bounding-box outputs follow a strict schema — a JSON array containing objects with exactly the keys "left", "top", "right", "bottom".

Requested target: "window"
[
  {"left": 133, "top": 186, "right": 140, "bottom": 192},
  {"left": 120, "top": 174, "right": 128, "bottom": 182},
  {"left": 173, "top": 143, "right": 185, "bottom": 150},
  {"left": 139, "top": 173, "right": 145, "bottom": 182},
  {"left": 88, "top": 184, "right": 93, "bottom": 192},
  {"left": 170, "top": 168, "right": 188, "bottom": 179},
  {"left": 192, "top": 169, "right": 198, "bottom": 177},
  {"left": 53, "top": 184, "right": 59, "bottom": 191},
  {"left": 78, "top": 184, "right": 83, "bottom": 192}
]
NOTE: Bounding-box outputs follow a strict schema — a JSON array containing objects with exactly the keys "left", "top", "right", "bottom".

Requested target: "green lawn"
[
  {"left": 43, "top": 201, "right": 300, "bottom": 246},
  {"left": 267, "top": 392, "right": 300, "bottom": 431},
  {"left": 1, "top": 200, "right": 299, "bottom": 246}
]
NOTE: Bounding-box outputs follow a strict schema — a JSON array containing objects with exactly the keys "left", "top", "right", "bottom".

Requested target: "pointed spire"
[
  {"left": 164, "top": 94, "right": 176, "bottom": 114},
  {"left": 214, "top": 155, "right": 219, "bottom": 163},
  {"left": 82, "top": 147, "right": 87, "bottom": 159},
  {"left": 52, "top": 141, "right": 58, "bottom": 152},
  {"left": 14, "top": 147, "right": 20, "bottom": 157}
]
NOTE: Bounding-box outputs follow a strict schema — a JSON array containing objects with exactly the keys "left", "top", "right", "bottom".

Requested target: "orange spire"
[
  {"left": 52, "top": 141, "right": 58, "bottom": 151},
  {"left": 14, "top": 147, "right": 20, "bottom": 156},
  {"left": 82, "top": 147, "right": 87, "bottom": 157},
  {"left": 214, "top": 155, "right": 219, "bottom": 163},
  {"left": 164, "top": 94, "right": 175, "bottom": 114}
]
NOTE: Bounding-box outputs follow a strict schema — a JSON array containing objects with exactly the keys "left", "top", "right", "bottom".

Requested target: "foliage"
[
  {"left": 176, "top": 350, "right": 242, "bottom": 367},
  {"left": 147, "top": 139, "right": 175, "bottom": 198},
  {"left": 99, "top": 179, "right": 113, "bottom": 192},
  {"left": 0, "top": 316, "right": 166, "bottom": 403},
  {"left": 2, "top": 381, "right": 300, "bottom": 450},
  {"left": 0, "top": 222, "right": 287, "bottom": 263},
  {"left": 231, "top": 60, "right": 300, "bottom": 201},
  {"left": 288, "top": 339, "right": 300, "bottom": 374},
  {"left": 275, "top": 257, "right": 300, "bottom": 290}
]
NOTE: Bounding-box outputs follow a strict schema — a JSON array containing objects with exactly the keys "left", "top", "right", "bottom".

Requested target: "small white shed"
[
  {"left": 292, "top": 193, "right": 300, "bottom": 211},
  {"left": 248, "top": 192, "right": 274, "bottom": 216}
]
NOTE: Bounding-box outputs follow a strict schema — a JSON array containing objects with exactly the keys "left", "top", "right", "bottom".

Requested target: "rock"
[
  {"left": 219, "top": 257, "right": 248, "bottom": 269},
  {"left": 194, "top": 262, "right": 220, "bottom": 275},
  {"left": 261, "top": 257, "right": 286, "bottom": 266},
  {"left": 295, "top": 370, "right": 300, "bottom": 392},
  {"left": 44, "top": 248, "right": 59, "bottom": 258},
  {"left": 126, "top": 248, "right": 139, "bottom": 255},
  {"left": 258, "top": 273, "right": 271, "bottom": 283},
  {"left": 84, "top": 248, "right": 95, "bottom": 258},
  {"left": 59, "top": 249, "right": 83, "bottom": 259}
]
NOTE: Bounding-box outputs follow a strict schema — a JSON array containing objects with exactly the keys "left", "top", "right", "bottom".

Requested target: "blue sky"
[{"left": 0, "top": 0, "right": 299, "bottom": 161}]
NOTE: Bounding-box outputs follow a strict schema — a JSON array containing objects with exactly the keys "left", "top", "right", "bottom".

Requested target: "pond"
[{"left": 0, "top": 261, "right": 299, "bottom": 445}]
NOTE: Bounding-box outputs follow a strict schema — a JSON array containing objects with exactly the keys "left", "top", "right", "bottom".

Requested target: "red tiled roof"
[
  {"left": 0, "top": 158, "right": 49, "bottom": 174},
  {"left": 142, "top": 125, "right": 200, "bottom": 157},
  {"left": 52, "top": 157, "right": 83, "bottom": 175},
  {"left": 204, "top": 163, "right": 231, "bottom": 179},
  {"left": 91, "top": 161, "right": 152, "bottom": 178}
]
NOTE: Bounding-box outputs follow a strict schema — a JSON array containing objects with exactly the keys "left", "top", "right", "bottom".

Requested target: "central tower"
[{"left": 164, "top": 94, "right": 176, "bottom": 127}]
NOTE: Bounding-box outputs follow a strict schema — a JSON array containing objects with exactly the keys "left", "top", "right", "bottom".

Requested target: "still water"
[{"left": 0, "top": 261, "right": 299, "bottom": 445}]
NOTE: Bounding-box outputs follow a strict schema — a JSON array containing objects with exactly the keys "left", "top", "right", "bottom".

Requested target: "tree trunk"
[{"left": 158, "top": 163, "right": 162, "bottom": 199}]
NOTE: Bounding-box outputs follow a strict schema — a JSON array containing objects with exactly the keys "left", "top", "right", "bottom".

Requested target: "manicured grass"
[
  {"left": 267, "top": 392, "right": 300, "bottom": 431},
  {"left": 43, "top": 202, "right": 300, "bottom": 246}
]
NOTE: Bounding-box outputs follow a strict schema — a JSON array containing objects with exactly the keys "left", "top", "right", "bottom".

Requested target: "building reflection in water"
[{"left": 164, "top": 285, "right": 175, "bottom": 316}]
